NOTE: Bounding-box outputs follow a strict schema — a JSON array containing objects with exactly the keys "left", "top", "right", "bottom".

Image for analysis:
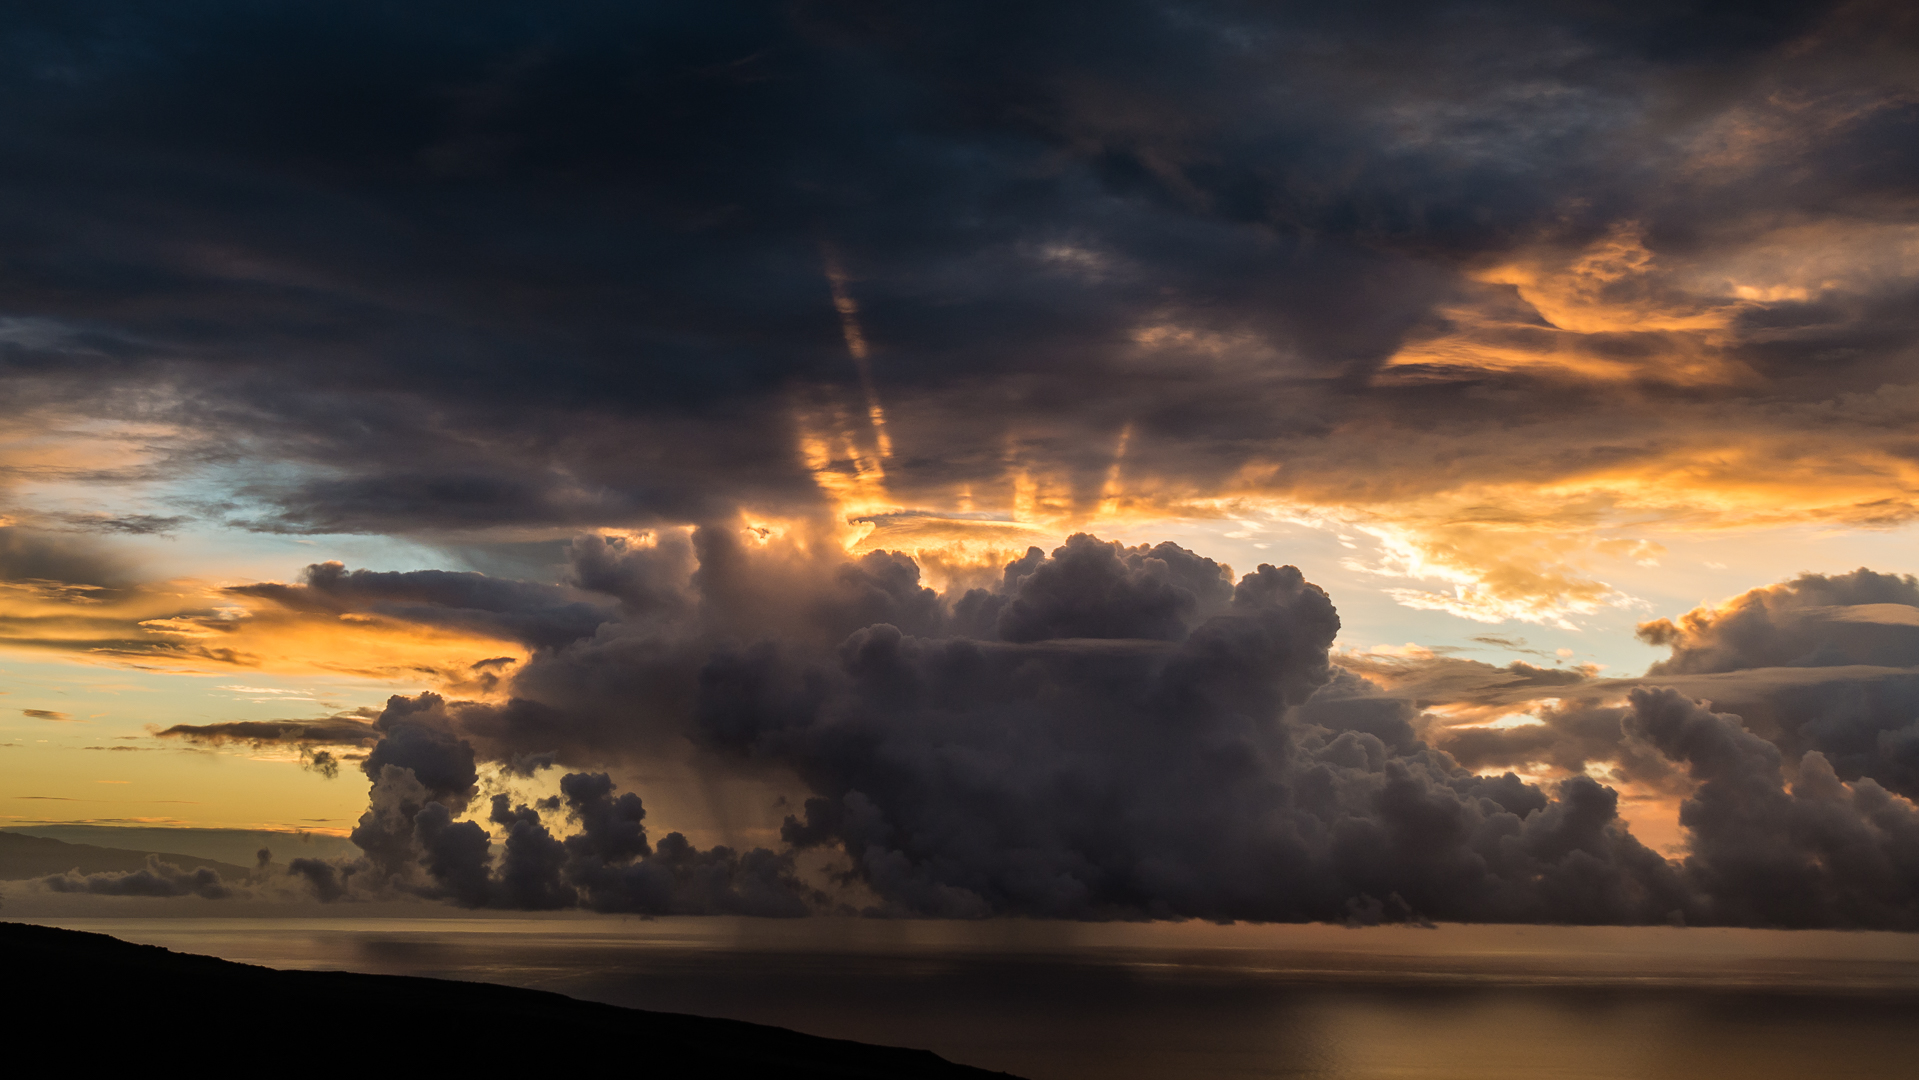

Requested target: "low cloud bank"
[{"left": 42, "top": 855, "right": 237, "bottom": 900}]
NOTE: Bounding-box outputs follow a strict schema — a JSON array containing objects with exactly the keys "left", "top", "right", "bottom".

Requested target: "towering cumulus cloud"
[
  {"left": 1353, "top": 569, "right": 1919, "bottom": 835},
  {"left": 1634, "top": 571, "right": 1919, "bottom": 800},
  {"left": 1627, "top": 687, "right": 1919, "bottom": 929},
  {"left": 714, "top": 551, "right": 1685, "bottom": 923},
  {"left": 295, "top": 684, "right": 814, "bottom": 915},
  {"left": 274, "top": 530, "right": 1772, "bottom": 926}
]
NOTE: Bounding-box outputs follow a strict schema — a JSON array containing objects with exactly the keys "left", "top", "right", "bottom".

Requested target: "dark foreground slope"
[{"left": 0, "top": 923, "right": 1018, "bottom": 1078}]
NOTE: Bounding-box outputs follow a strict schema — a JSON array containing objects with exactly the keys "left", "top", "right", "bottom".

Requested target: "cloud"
[
  {"left": 229, "top": 562, "right": 615, "bottom": 651},
  {"left": 1638, "top": 569, "right": 1919, "bottom": 674},
  {"left": 553, "top": 774, "right": 815, "bottom": 917},
  {"left": 1331, "top": 570, "right": 1919, "bottom": 817},
  {"left": 699, "top": 546, "right": 1686, "bottom": 922},
  {"left": 989, "top": 534, "right": 1235, "bottom": 642},
  {"left": 42, "top": 855, "right": 237, "bottom": 899},
  {"left": 0, "top": 0, "right": 1905, "bottom": 618},
  {"left": 1627, "top": 687, "right": 1919, "bottom": 929},
  {"left": 0, "top": 540, "right": 555, "bottom": 683},
  {"left": 266, "top": 532, "right": 1679, "bottom": 924},
  {"left": 1622, "top": 571, "right": 1919, "bottom": 802},
  {"left": 156, "top": 714, "right": 379, "bottom": 747},
  {"left": 252, "top": 683, "right": 815, "bottom": 914},
  {"left": 47, "top": 513, "right": 192, "bottom": 536},
  {"left": 69, "top": 530, "right": 1919, "bottom": 927},
  {"left": 286, "top": 856, "right": 347, "bottom": 902},
  {"left": 22, "top": 709, "right": 74, "bottom": 721},
  {"left": 283, "top": 757, "right": 815, "bottom": 915},
  {"left": 1470, "top": 634, "right": 1554, "bottom": 658},
  {"left": 2, "top": 3, "right": 1919, "bottom": 927},
  {"left": 0, "top": 526, "right": 135, "bottom": 590}
]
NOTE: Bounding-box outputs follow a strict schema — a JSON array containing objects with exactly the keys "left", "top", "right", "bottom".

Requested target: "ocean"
[{"left": 18, "top": 914, "right": 1919, "bottom": 1078}]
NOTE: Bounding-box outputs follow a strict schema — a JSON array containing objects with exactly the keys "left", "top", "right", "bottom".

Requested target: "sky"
[{"left": 5, "top": 0, "right": 1919, "bottom": 927}]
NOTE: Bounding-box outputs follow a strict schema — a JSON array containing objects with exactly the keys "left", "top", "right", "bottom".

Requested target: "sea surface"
[{"left": 19, "top": 914, "right": 1919, "bottom": 1079}]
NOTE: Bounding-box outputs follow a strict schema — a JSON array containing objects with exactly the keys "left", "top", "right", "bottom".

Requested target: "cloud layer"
[
  {"left": 194, "top": 533, "right": 1919, "bottom": 929},
  {"left": 4, "top": 3, "right": 1919, "bottom": 927},
  {"left": 0, "top": 1, "right": 1912, "bottom": 623}
]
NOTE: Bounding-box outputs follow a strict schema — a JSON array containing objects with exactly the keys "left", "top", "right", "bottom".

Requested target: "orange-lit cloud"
[
  {"left": 823, "top": 247, "right": 894, "bottom": 462},
  {"left": 0, "top": 572, "right": 530, "bottom": 690}
]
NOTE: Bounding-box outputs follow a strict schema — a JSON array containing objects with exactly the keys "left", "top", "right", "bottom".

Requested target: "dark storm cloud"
[
  {"left": 230, "top": 561, "right": 614, "bottom": 649},
  {"left": 15, "top": 0, "right": 1919, "bottom": 928},
  {"left": 360, "top": 699, "right": 482, "bottom": 805},
  {"left": 1638, "top": 569, "right": 1919, "bottom": 674},
  {"left": 0, "top": 2, "right": 1909, "bottom": 533},
  {"left": 988, "top": 535, "right": 1234, "bottom": 642},
  {"left": 157, "top": 714, "right": 379, "bottom": 747},
  {"left": 347, "top": 527, "right": 974, "bottom": 766},
  {"left": 244, "top": 638, "right": 813, "bottom": 912},
  {"left": 251, "top": 532, "right": 1725, "bottom": 924},
  {"left": 552, "top": 773, "right": 816, "bottom": 916},
  {"left": 94, "top": 532, "right": 1919, "bottom": 926},
  {"left": 290, "top": 754, "right": 814, "bottom": 914},
  {"left": 1431, "top": 696, "right": 1690, "bottom": 798},
  {"left": 1340, "top": 570, "right": 1919, "bottom": 806},
  {"left": 1623, "top": 571, "right": 1919, "bottom": 801},
  {"left": 705, "top": 554, "right": 1690, "bottom": 923},
  {"left": 287, "top": 856, "right": 347, "bottom": 901},
  {"left": 1627, "top": 687, "right": 1919, "bottom": 929}
]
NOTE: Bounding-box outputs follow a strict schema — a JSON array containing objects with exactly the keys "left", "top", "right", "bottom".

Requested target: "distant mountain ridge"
[
  {"left": 1, "top": 922, "right": 1018, "bottom": 1078},
  {"left": 0, "top": 831, "right": 254, "bottom": 880},
  {"left": 0, "top": 824, "right": 357, "bottom": 866}
]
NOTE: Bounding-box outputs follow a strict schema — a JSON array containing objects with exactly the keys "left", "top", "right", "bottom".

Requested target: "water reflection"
[{"left": 23, "top": 916, "right": 1919, "bottom": 1079}]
